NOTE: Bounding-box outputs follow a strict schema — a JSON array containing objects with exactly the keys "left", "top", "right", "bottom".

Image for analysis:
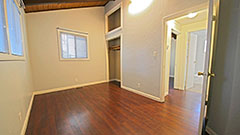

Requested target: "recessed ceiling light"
[
  {"left": 128, "top": 0, "right": 153, "bottom": 15},
  {"left": 187, "top": 13, "right": 198, "bottom": 18}
]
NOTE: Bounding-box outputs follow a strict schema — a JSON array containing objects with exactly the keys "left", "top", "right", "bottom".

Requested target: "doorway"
[
  {"left": 161, "top": 0, "right": 220, "bottom": 133},
  {"left": 166, "top": 9, "right": 208, "bottom": 94},
  {"left": 161, "top": 5, "right": 217, "bottom": 134}
]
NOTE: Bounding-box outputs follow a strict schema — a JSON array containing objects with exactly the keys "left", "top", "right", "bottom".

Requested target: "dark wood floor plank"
[{"left": 26, "top": 83, "right": 201, "bottom": 135}]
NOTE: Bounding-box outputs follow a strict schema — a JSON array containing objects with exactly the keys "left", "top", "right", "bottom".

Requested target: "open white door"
[
  {"left": 186, "top": 33, "right": 198, "bottom": 89},
  {"left": 198, "top": 0, "right": 219, "bottom": 134}
]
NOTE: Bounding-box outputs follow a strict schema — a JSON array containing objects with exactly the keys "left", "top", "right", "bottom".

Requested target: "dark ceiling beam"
[
  {"left": 23, "top": 0, "right": 114, "bottom": 5},
  {"left": 23, "top": 0, "right": 115, "bottom": 13}
]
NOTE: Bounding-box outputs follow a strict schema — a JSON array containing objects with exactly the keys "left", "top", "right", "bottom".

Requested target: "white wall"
[
  {"left": 105, "top": 0, "right": 208, "bottom": 99},
  {"left": 0, "top": 11, "right": 34, "bottom": 134},
  {"left": 26, "top": 7, "right": 107, "bottom": 91}
]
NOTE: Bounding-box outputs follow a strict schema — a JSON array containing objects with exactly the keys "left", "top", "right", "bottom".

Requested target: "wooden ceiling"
[{"left": 23, "top": 0, "right": 114, "bottom": 13}]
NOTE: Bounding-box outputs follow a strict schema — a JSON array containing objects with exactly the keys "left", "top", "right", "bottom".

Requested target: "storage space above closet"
[{"left": 105, "top": 3, "right": 122, "bottom": 34}]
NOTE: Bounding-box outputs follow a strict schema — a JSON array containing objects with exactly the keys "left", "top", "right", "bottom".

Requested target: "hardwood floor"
[{"left": 26, "top": 83, "right": 201, "bottom": 135}]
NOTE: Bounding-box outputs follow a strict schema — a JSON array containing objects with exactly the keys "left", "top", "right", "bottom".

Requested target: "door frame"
[{"left": 105, "top": 33, "right": 123, "bottom": 88}]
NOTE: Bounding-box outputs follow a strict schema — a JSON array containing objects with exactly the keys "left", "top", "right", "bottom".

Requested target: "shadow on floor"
[{"left": 110, "top": 80, "right": 121, "bottom": 87}]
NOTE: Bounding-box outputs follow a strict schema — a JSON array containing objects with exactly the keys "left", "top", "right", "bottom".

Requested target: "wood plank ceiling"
[{"left": 23, "top": 0, "right": 113, "bottom": 13}]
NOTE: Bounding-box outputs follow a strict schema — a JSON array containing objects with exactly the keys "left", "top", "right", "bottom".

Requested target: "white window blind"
[
  {"left": 0, "top": 0, "right": 8, "bottom": 53},
  {"left": 6, "top": 0, "right": 23, "bottom": 56},
  {"left": 59, "top": 30, "right": 88, "bottom": 60}
]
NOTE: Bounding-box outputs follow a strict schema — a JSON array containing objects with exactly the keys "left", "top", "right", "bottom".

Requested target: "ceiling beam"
[
  {"left": 23, "top": 0, "right": 114, "bottom": 13},
  {"left": 23, "top": 0, "right": 113, "bottom": 5}
]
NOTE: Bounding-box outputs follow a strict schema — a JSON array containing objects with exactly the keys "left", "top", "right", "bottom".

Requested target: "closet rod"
[{"left": 109, "top": 45, "right": 120, "bottom": 51}]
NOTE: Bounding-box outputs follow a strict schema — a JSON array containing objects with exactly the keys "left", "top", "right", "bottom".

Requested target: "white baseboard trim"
[
  {"left": 121, "top": 85, "right": 164, "bottom": 102},
  {"left": 21, "top": 94, "right": 34, "bottom": 135},
  {"left": 33, "top": 80, "right": 108, "bottom": 95},
  {"left": 206, "top": 126, "right": 218, "bottom": 135},
  {"left": 109, "top": 79, "right": 121, "bottom": 82}
]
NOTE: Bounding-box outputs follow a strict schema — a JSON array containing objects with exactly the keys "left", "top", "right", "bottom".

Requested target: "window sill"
[
  {"left": 0, "top": 53, "right": 25, "bottom": 61},
  {"left": 59, "top": 58, "right": 90, "bottom": 61}
]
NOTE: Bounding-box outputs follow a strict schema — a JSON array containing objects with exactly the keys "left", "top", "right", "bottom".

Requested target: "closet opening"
[{"left": 107, "top": 36, "right": 121, "bottom": 87}]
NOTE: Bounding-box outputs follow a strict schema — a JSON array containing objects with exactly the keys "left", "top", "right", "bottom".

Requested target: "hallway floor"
[{"left": 26, "top": 82, "right": 201, "bottom": 135}]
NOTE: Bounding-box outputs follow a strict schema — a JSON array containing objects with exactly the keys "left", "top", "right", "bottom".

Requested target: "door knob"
[
  {"left": 208, "top": 72, "right": 215, "bottom": 77},
  {"left": 198, "top": 72, "right": 215, "bottom": 77}
]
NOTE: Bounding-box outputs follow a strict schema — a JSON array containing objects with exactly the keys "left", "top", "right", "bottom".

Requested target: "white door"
[
  {"left": 198, "top": 0, "right": 219, "bottom": 134},
  {"left": 186, "top": 33, "right": 198, "bottom": 89}
]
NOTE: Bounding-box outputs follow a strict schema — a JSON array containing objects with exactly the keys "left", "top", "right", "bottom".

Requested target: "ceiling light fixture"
[
  {"left": 187, "top": 12, "right": 198, "bottom": 18},
  {"left": 128, "top": 0, "right": 153, "bottom": 15}
]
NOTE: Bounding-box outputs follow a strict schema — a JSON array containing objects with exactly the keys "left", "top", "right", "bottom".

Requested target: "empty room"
[{"left": 0, "top": 0, "right": 240, "bottom": 135}]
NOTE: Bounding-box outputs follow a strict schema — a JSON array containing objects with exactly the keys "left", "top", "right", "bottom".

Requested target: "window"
[
  {"left": 0, "top": 0, "right": 24, "bottom": 60},
  {"left": 57, "top": 28, "right": 89, "bottom": 60},
  {"left": 6, "top": 0, "right": 23, "bottom": 56},
  {"left": 0, "top": 0, "right": 8, "bottom": 54}
]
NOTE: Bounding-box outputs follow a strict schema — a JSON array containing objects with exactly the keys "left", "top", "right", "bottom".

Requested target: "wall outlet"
[
  {"left": 137, "top": 83, "right": 141, "bottom": 88},
  {"left": 18, "top": 112, "right": 22, "bottom": 121}
]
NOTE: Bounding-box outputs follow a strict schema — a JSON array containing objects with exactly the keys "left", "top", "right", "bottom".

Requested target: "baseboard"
[
  {"left": 121, "top": 85, "right": 164, "bottom": 102},
  {"left": 109, "top": 79, "right": 121, "bottom": 82},
  {"left": 33, "top": 80, "right": 108, "bottom": 95},
  {"left": 206, "top": 126, "right": 218, "bottom": 135},
  {"left": 21, "top": 94, "right": 34, "bottom": 135}
]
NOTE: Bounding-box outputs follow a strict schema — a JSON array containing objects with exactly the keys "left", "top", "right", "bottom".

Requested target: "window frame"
[
  {"left": 0, "top": 0, "right": 25, "bottom": 61},
  {"left": 57, "top": 28, "right": 90, "bottom": 61}
]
